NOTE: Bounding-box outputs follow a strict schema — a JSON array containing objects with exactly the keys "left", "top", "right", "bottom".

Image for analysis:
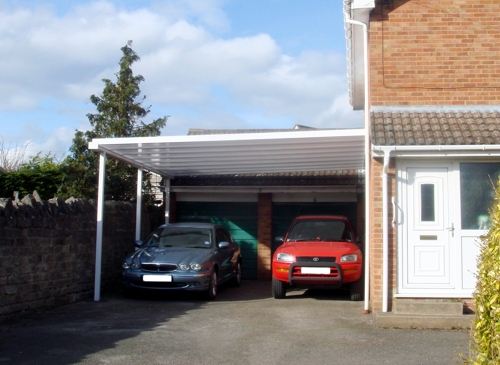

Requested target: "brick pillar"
[
  {"left": 257, "top": 193, "right": 273, "bottom": 280},
  {"left": 369, "top": 157, "right": 397, "bottom": 313}
]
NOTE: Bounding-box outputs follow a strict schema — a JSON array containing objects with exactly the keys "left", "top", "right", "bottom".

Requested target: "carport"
[{"left": 88, "top": 129, "right": 366, "bottom": 301}]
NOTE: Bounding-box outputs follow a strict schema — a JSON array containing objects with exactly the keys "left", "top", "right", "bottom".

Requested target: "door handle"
[{"left": 446, "top": 223, "right": 454, "bottom": 237}]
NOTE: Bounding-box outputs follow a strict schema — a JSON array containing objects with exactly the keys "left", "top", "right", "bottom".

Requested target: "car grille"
[
  {"left": 291, "top": 266, "right": 340, "bottom": 278},
  {"left": 141, "top": 263, "right": 177, "bottom": 272},
  {"left": 296, "top": 256, "right": 336, "bottom": 263}
]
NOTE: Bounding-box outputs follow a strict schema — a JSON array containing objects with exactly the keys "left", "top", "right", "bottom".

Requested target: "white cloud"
[{"left": 0, "top": 0, "right": 359, "bottom": 158}]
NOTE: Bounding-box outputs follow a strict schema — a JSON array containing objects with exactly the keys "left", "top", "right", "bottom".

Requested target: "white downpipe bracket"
[
  {"left": 135, "top": 168, "right": 143, "bottom": 242},
  {"left": 94, "top": 152, "right": 106, "bottom": 302},
  {"left": 344, "top": 9, "right": 370, "bottom": 313}
]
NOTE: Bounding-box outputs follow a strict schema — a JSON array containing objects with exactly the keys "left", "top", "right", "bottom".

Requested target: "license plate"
[
  {"left": 143, "top": 275, "right": 172, "bottom": 282},
  {"left": 301, "top": 267, "right": 330, "bottom": 274}
]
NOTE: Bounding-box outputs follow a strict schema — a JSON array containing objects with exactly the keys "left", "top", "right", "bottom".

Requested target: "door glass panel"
[
  {"left": 460, "top": 163, "right": 500, "bottom": 229},
  {"left": 421, "top": 184, "right": 435, "bottom": 222}
]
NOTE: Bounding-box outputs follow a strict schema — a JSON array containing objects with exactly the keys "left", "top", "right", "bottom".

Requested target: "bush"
[{"left": 469, "top": 179, "right": 500, "bottom": 364}]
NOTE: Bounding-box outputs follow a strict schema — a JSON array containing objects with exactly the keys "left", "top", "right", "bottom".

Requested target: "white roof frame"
[{"left": 88, "top": 129, "right": 366, "bottom": 176}]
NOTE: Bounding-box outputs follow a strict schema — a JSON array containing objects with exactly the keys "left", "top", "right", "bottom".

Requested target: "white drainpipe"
[
  {"left": 344, "top": 4, "right": 371, "bottom": 313},
  {"left": 381, "top": 147, "right": 394, "bottom": 312}
]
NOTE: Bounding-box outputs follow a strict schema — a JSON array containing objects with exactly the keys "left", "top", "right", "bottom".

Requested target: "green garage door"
[
  {"left": 177, "top": 202, "right": 258, "bottom": 279},
  {"left": 272, "top": 203, "right": 357, "bottom": 254}
]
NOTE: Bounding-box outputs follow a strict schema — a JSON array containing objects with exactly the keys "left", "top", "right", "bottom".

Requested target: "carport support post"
[
  {"left": 164, "top": 177, "right": 170, "bottom": 224},
  {"left": 94, "top": 152, "right": 106, "bottom": 302},
  {"left": 135, "top": 168, "right": 143, "bottom": 241}
]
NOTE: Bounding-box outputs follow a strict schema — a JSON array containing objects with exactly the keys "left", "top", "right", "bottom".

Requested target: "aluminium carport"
[{"left": 88, "top": 129, "right": 366, "bottom": 301}]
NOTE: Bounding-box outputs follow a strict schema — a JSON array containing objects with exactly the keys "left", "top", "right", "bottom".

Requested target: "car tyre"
[
  {"left": 230, "top": 261, "right": 242, "bottom": 287},
  {"left": 349, "top": 280, "right": 363, "bottom": 301},
  {"left": 272, "top": 277, "right": 286, "bottom": 299},
  {"left": 206, "top": 270, "right": 217, "bottom": 300}
]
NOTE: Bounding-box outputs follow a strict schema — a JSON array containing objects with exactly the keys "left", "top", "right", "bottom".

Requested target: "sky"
[{"left": 0, "top": 0, "right": 363, "bottom": 160}]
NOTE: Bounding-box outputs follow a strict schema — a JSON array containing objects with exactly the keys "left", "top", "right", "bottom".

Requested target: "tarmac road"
[{"left": 0, "top": 280, "right": 471, "bottom": 365}]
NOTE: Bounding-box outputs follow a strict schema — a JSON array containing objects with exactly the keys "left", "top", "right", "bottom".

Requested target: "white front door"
[
  {"left": 402, "top": 165, "right": 455, "bottom": 293},
  {"left": 398, "top": 162, "right": 481, "bottom": 297}
]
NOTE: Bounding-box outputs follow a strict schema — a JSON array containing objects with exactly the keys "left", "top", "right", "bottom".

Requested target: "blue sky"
[{"left": 0, "top": 0, "right": 363, "bottom": 159}]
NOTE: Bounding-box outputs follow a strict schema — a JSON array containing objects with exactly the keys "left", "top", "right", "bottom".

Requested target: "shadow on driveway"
[{"left": 0, "top": 280, "right": 470, "bottom": 365}]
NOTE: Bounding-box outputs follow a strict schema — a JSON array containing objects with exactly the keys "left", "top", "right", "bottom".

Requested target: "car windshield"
[
  {"left": 287, "top": 220, "right": 353, "bottom": 242},
  {"left": 144, "top": 227, "right": 213, "bottom": 248}
]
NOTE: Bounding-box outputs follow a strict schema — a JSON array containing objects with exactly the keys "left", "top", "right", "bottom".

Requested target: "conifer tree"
[{"left": 59, "top": 41, "right": 167, "bottom": 201}]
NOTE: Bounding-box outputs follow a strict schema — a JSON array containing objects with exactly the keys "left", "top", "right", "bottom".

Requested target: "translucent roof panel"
[{"left": 88, "top": 129, "right": 365, "bottom": 177}]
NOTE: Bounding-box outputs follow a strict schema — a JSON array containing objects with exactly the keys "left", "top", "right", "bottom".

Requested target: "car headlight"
[
  {"left": 178, "top": 264, "right": 189, "bottom": 271},
  {"left": 122, "top": 262, "right": 131, "bottom": 269},
  {"left": 276, "top": 253, "right": 294, "bottom": 263},
  {"left": 131, "top": 263, "right": 141, "bottom": 270},
  {"left": 340, "top": 254, "right": 358, "bottom": 263},
  {"left": 190, "top": 263, "right": 202, "bottom": 271}
]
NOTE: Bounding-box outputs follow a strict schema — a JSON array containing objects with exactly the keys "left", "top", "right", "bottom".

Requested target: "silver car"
[{"left": 122, "top": 222, "right": 242, "bottom": 299}]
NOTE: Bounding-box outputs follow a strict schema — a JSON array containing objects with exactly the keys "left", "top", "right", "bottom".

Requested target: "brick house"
[{"left": 345, "top": 0, "right": 500, "bottom": 321}]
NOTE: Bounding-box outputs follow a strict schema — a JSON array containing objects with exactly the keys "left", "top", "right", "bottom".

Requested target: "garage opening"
[
  {"left": 272, "top": 202, "right": 357, "bottom": 254},
  {"left": 176, "top": 202, "right": 258, "bottom": 280}
]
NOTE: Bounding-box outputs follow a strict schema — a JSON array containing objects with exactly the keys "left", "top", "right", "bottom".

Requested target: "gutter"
[{"left": 373, "top": 144, "right": 500, "bottom": 156}]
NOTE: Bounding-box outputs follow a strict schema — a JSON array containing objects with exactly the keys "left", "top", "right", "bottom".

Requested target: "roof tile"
[{"left": 371, "top": 108, "right": 500, "bottom": 146}]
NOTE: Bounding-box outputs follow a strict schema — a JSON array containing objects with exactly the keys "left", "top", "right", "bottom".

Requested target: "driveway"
[{"left": 0, "top": 281, "right": 470, "bottom": 365}]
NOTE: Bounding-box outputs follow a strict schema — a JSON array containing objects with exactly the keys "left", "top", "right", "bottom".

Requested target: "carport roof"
[{"left": 88, "top": 129, "right": 365, "bottom": 177}]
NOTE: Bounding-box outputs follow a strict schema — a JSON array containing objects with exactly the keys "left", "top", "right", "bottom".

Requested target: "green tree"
[{"left": 59, "top": 40, "right": 167, "bottom": 201}]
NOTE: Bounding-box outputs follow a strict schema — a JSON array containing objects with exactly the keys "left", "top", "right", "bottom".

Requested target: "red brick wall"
[
  {"left": 368, "top": 158, "right": 397, "bottom": 313},
  {"left": 370, "top": 0, "right": 500, "bottom": 107}
]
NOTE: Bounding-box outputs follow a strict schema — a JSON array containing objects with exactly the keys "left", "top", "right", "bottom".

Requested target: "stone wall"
[{"left": 0, "top": 192, "right": 163, "bottom": 321}]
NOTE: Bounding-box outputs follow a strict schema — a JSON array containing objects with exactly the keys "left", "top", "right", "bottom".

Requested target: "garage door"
[
  {"left": 272, "top": 202, "right": 357, "bottom": 253},
  {"left": 177, "top": 202, "right": 258, "bottom": 279}
]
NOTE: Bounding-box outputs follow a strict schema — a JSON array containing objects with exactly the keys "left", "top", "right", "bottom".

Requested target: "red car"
[{"left": 272, "top": 215, "right": 363, "bottom": 301}]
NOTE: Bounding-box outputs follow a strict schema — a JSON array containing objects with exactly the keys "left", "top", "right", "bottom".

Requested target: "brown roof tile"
[{"left": 371, "top": 108, "right": 500, "bottom": 146}]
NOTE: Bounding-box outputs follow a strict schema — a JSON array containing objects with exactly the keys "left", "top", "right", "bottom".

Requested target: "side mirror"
[
  {"left": 218, "top": 241, "right": 230, "bottom": 249},
  {"left": 134, "top": 240, "right": 143, "bottom": 248},
  {"left": 275, "top": 237, "right": 284, "bottom": 244}
]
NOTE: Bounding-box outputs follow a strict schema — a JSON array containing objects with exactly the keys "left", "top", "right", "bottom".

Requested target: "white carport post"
[
  {"left": 135, "top": 168, "right": 143, "bottom": 241},
  {"left": 164, "top": 178, "right": 170, "bottom": 224},
  {"left": 94, "top": 152, "right": 106, "bottom": 302}
]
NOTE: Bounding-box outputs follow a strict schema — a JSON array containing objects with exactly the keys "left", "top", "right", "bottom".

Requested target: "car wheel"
[
  {"left": 230, "top": 261, "right": 242, "bottom": 287},
  {"left": 272, "top": 277, "right": 286, "bottom": 299},
  {"left": 350, "top": 280, "right": 363, "bottom": 301},
  {"left": 206, "top": 270, "right": 217, "bottom": 300}
]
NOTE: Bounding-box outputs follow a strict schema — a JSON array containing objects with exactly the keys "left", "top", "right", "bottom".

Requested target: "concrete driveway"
[{"left": 0, "top": 281, "right": 471, "bottom": 365}]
